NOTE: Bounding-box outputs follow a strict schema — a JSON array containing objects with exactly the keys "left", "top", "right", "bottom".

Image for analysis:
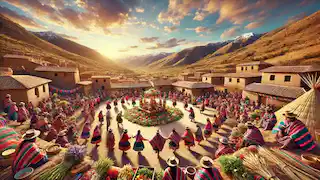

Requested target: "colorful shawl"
[
  {"left": 182, "top": 129, "right": 195, "bottom": 146},
  {"left": 134, "top": 134, "right": 145, "bottom": 143},
  {"left": 194, "top": 168, "right": 223, "bottom": 180},
  {"left": 81, "top": 122, "right": 91, "bottom": 139},
  {"left": 163, "top": 167, "right": 186, "bottom": 180},
  {"left": 215, "top": 144, "right": 235, "bottom": 158},
  {"left": 244, "top": 126, "right": 265, "bottom": 146},
  {"left": 13, "top": 141, "right": 47, "bottom": 173},
  {"left": 0, "top": 126, "right": 20, "bottom": 153},
  {"left": 195, "top": 127, "right": 204, "bottom": 142},
  {"left": 285, "top": 120, "right": 316, "bottom": 151},
  {"left": 169, "top": 131, "right": 181, "bottom": 145},
  {"left": 149, "top": 133, "right": 166, "bottom": 151},
  {"left": 18, "top": 107, "right": 29, "bottom": 123}
]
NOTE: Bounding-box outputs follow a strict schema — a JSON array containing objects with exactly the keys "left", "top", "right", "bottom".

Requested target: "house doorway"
[{"left": 101, "top": 86, "right": 105, "bottom": 90}]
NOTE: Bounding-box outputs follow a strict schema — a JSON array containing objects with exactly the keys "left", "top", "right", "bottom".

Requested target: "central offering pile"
[{"left": 124, "top": 88, "right": 183, "bottom": 126}]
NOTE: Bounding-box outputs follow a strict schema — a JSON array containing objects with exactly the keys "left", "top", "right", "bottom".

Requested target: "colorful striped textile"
[
  {"left": 163, "top": 167, "right": 187, "bottom": 180},
  {"left": 194, "top": 168, "right": 223, "bottom": 180},
  {"left": 0, "top": 116, "right": 7, "bottom": 127},
  {"left": 182, "top": 129, "right": 195, "bottom": 147},
  {"left": 0, "top": 126, "right": 20, "bottom": 153},
  {"left": 149, "top": 133, "right": 166, "bottom": 151},
  {"left": 272, "top": 121, "right": 285, "bottom": 134},
  {"left": 91, "top": 126, "right": 101, "bottom": 144},
  {"left": 286, "top": 120, "right": 316, "bottom": 151},
  {"left": 168, "top": 131, "right": 181, "bottom": 150},
  {"left": 12, "top": 141, "right": 47, "bottom": 173}
]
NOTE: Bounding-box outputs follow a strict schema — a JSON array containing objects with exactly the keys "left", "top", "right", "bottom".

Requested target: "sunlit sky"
[{"left": 0, "top": 0, "right": 319, "bottom": 60}]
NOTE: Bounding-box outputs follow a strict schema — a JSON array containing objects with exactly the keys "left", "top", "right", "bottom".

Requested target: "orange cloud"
[
  {"left": 135, "top": 7, "right": 144, "bottom": 13},
  {"left": 0, "top": 6, "right": 43, "bottom": 29},
  {"left": 147, "top": 38, "right": 185, "bottom": 49},
  {"left": 220, "top": 26, "right": 241, "bottom": 39},
  {"left": 245, "top": 21, "right": 263, "bottom": 29},
  {"left": 140, "top": 37, "right": 159, "bottom": 43},
  {"left": 164, "top": 26, "right": 177, "bottom": 33}
]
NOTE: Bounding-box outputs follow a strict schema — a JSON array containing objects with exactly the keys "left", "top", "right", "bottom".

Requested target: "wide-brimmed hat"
[
  {"left": 19, "top": 102, "right": 25, "bottom": 107},
  {"left": 166, "top": 156, "right": 179, "bottom": 167},
  {"left": 5, "top": 94, "right": 11, "bottom": 98},
  {"left": 219, "top": 137, "right": 229, "bottom": 145},
  {"left": 283, "top": 111, "right": 297, "bottom": 118},
  {"left": 22, "top": 129, "right": 40, "bottom": 140},
  {"left": 200, "top": 156, "right": 214, "bottom": 168},
  {"left": 108, "top": 129, "right": 113, "bottom": 133}
]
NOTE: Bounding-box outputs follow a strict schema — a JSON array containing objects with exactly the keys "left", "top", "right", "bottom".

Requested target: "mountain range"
[
  {"left": 118, "top": 52, "right": 172, "bottom": 68},
  {"left": 0, "top": 14, "right": 128, "bottom": 74}
]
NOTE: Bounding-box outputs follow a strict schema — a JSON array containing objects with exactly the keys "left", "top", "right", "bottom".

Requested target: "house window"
[
  {"left": 54, "top": 73, "right": 58, "bottom": 77},
  {"left": 251, "top": 66, "right": 254, "bottom": 70},
  {"left": 95, "top": 80, "right": 98, "bottom": 83},
  {"left": 284, "top": 75, "right": 291, "bottom": 82},
  {"left": 104, "top": 79, "right": 106, "bottom": 82},
  {"left": 270, "top": 75, "right": 275, "bottom": 81},
  {"left": 245, "top": 67, "right": 248, "bottom": 71},
  {"left": 241, "top": 67, "right": 244, "bottom": 71},
  {"left": 35, "top": 87, "right": 40, "bottom": 97},
  {"left": 43, "top": 85, "right": 46, "bottom": 92},
  {"left": 205, "top": 77, "right": 208, "bottom": 80},
  {"left": 237, "top": 78, "right": 240, "bottom": 83},
  {"left": 229, "top": 78, "right": 232, "bottom": 82}
]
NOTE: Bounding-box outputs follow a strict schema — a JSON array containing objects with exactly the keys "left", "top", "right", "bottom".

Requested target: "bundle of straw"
[
  {"left": 243, "top": 152, "right": 280, "bottom": 180},
  {"left": 258, "top": 147, "right": 319, "bottom": 180},
  {"left": 272, "top": 149, "right": 320, "bottom": 180}
]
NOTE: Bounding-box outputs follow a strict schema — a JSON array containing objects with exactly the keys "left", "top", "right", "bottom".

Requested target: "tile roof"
[
  {"left": 111, "top": 82, "right": 152, "bottom": 89},
  {"left": 3, "top": 54, "right": 32, "bottom": 60},
  {"left": 237, "top": 61, "right": 271, "bottom": 66},
  {"left": 35, "top": 66, "right": 78, "bottom": 73},
  {"left": 244, "top": 83, "right": 305, "bottom": 99},
  {"left": 0, "top": 75, "right": 52, "bottom": 90},
  {"left": 172, "top": 81, "right": 214, "bottom": 89},
  {"left": 224, "top": 72, "right": 262, "bottom": 78},
  {"left": 91, "top": 75, "right": 111, "bottom": 79},
  {"left": 202, "top": 73, "right": 225, "bottom": 77},
  {"left": 76, "top": 81, "right": 92, "bottom": 86},
  {"left": 261, "top": 65, "right": 320, "bottom": 73},
  {"left": 150, "top": 79, "right": 173, "bottom": 86}
]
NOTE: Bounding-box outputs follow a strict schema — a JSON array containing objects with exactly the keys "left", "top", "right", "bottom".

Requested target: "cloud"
[
  {"left": 135, "top": 7, "right": 144, "bottom": 13},
  {"left": 130, "top": 45, "right": 138, "bottom": 48},
  {"left": 187, "top": 26, "right": 211, "bottom": 34},
  {"left": 220, "top": 26, "right": 241, "bottom": 39},
  {"left": 57, "top": 33, "right": 78, "bottom": 41},
  {"left": 140, "top": 37, "right": 159, "bottom": 43},
  {"left": 164, "top": 26, "right": 177, "bottom": 33},
  {"left": 118, "top": 48, "right": 129, "bottom": 52},
  {"left": 59, "top": 8, "right": 90, "bottom": 31},
  {"left": 287, "top": 12, "right": 306, "bottom": 24},
  {"left": 245, "top": 21, "right": 263, "bottom": 29},
  {"left": 0, "top": 6, "right": 43, "bottom": 29},
  {"left": 146, "top": 38, "right": 185, "bottom": 49}
]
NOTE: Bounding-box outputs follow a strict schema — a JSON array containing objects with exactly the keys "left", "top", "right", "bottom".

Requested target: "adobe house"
[
  {"left": 91, "top": 76, "right": 111, "bottom": 92},
  {"left": 172, "top": 81, "right": 214, "bottom": 97},
  {"left": 0, "top": 75, "right": 51, "bottom": 109},
  {"left": 110, "top": 82, "right": 152, "bottom": 92},
  {"left": 34, "top": 66, "right": 80, "bottom": 89},
  {"left": 1, "top": 54, "right": 50, "bottom": 74},
  {"left": 178, "top": 72, "right": 194, "bottom": 81},
  {"left": 224, "top": 72, "right": 262, "bottom": 91},
  {"left": 201, "top": 73, "right": 225, "bottom": 85},
  {"left": 243, "top": 65, "right": 320, "bottom": 108},
  {"left": 236, "top": 61, "right": 272, "bottom": 73},
  {"left": 150, "top": 79, "right": 173, "bottom": 92},
  {"left": 76, "top": 81, "right": 92, "bottom": 96}
]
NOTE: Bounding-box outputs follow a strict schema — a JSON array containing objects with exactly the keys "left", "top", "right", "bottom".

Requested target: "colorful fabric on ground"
[
  {"left": 163, "top": 167, "right": 187, "bottom": 180},
  {"left": 195, "top": 127, "right": 204, "bottom": 142},
  {"left": 0, "top": 126, "right": 20, "bottom": 153},
  {"left": 0, "top": 115, "right": 7, "bottom": 127},
  {"left": 119, "top": 133, "right": 131, "bottom": 151},
  {"left": 182, "top": 129, "right": 195, "bottom": 147},
  {"left": 12, "top": 141, "right": 47, "bottom": 174},
  {"left": 285, "top": 120, "right": 316, "bottom": 151},
  {"left": 81, "top": 123, "right": 91, "bottom": 139},
  {"left": 194, "top": 168, "right": 223, "bottom": 180},
  {"left": 244, "top": 126, "right": 265, "bottom": 146},
  {"left": 168, "top": 131, "right": 181, "bottom": 150},
  {"left": 107, "top": 132, "right": 115, "bottom": 149},
  {"left": 91, "top": 126, "right": 101, "bottom": 144},
  {"left": 149, "top": 133, "right": 166, "bottom": 151},
  {"left": 215, "top": 144, "right": 235, "bottom": 158}
]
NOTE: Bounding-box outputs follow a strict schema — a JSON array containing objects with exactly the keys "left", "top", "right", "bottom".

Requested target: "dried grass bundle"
[
  {"left": 258, "top": 147, "right": 319, "bottom": 180},
  {"left": 243, "top": 152, "right": 280, "bottom": 180}
]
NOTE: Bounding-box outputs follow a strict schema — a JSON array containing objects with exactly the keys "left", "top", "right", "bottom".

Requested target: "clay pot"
[{"left": 185, "top": 166, "right": 196, "bottom": 179}]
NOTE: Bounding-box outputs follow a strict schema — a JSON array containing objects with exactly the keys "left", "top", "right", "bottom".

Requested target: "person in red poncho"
[
  {"left": 107, "top": 129, "right": 115, "bottom": 150},
  {"left": 119, "top": 129, "right": 131, "bottom": 154},
  {"left": 204, "top": 118, "right": 213, "bottom": 140},
  {"left": 98, "top": 111, "right": 104, "bottom": 124},
  {"left": 163, "top": 156, "right": 186, "bottom": 180},
  {"left": 195, "top": 124, "right": 204, "bottom": 144},
  {"left": 182, "top": 127, "right": 195, "bottom": 150},
  {"left": 91, "top": 125, "right": 102, "bottom": 146},
  {"left": 149, "top": 130, "right": 166, "bottom": 157},
  {"left": 215, "top": 137, "right": 234, "bottom": 159},
  {"left": 168, "top": 128, "right": 181, "bottom": 152}
]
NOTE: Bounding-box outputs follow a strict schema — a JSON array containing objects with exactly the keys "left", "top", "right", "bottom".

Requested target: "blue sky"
[{"left": 0, "top": 0, "right": 319, "bottom": 60}]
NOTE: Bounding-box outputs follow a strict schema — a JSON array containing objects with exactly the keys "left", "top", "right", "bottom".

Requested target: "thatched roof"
[
  {"left": 35, "top": 66, "right": 78, "bottom": 73},
  {"left": 244, "top": 83, "right": 305, "bottom": 99},
  {"left": 172, "top": 81, "right": 213, "bottom": 89},
  {"left": 224, "top": 72, "right": 262, "bottom": 78},
  {"left": 261, "top": 65, "right": 320, "bottom": 73},
  {"left": 276, "top": 74, "right": 320, "bottom": 139},
  {"left": 0, "top": 75, "right": 52, "bottom": 90}
]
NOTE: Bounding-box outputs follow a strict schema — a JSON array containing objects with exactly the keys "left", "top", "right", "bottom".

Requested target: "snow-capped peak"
[
  {"left": 35, "top": 31, "right": 60, "bottom": 40},
  {"left": 235, "top": 32, "right": 256, "bottom": 40}
]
